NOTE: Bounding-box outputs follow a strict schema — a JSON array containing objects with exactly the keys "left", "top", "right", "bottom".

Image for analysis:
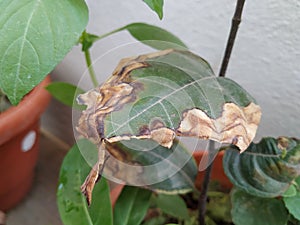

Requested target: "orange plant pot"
[
  {"left": 0, "top": 76, "right": 51, "bottom": 211},
  {"left": 109, "top": 151, "right": 232, "bottom": 206}
]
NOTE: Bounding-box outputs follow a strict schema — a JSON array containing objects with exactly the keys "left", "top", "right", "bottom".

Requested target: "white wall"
[{"left": 45, "top": 0, "right": 300, "bottom": 145}]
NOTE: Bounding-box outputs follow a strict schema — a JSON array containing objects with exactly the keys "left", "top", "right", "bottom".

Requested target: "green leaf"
[
  {"left": 231, "top": 188, "right": 289, "bottom": 225},
  {"left": 284, "top": 176, "right": 300, "bottom": 221},
  {"left": 125, "top": 23, "right": 187, "bottom": 50},
  {"left": 46, "top": 82, "right": 85, "bottom": 109},
  {"left": 77, "top": 50, "right": 261, "bottom": 153},
  {"left": 0, "top": 0, "right": 88, "bottom": 105},
  {"left": 113, "top": 186, "right": 152, "bottom": 225},
  {"left": 57, "top": 140, "right": 113, "bottom": 225},
  {"left": 153, "top": 194, "right": 189, "bottom": 220},
  {"left": 80, "top": 31, "right": 100, "bottom": 51},
  {"left": 104, "top": 139, "right": 198, "bottom": 193},
  {"left": 223, "top": 137, "right": 300, "bottom": 197},
  {"left": 143, "top": 0, "right": 164, "bottom": 20}
]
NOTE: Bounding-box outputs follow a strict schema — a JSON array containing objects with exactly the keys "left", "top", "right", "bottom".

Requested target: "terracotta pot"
[
  {"left": 0, "top": 76, "right": 51, "bottom": 211},
  {"left": 193, "top": 151, "right": 232, "bottom": 191},
  {"left": 109, "top": 151, "right": 232, "bottom": 205}
]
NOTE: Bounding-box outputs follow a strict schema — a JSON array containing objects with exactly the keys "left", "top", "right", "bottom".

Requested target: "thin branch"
[
  {"left": 219, "top": 0, "right": 246, "bottom": 77},
  {"left": 84, "top": 49, "right": 99, "bottom": 88},
  {"left": 198, "top": 141, "right": 215, "bottom": 225}
]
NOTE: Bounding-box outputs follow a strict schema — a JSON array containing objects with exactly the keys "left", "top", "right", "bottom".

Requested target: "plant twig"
[
  {"left": 198, "top": 1, "right": 246, "bottom": 224},
  {"left": 198, "top": 140, "right": 215, "bottom": 225},
  {"left": 219, "top": 0, "right": 246, "bottom": 77},
  {"left": 84, "top": 49, "right": 99, "bottom": 88}
]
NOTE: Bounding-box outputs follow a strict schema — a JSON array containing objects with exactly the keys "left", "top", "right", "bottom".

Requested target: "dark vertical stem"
[
  {"left": 198, "top": 1, "right": 246, "bottom": 224},
  {"left": 198, "top": 141, "right": 215, "bottom": 225},
  {"left": 219, "top": 0, "right": 246, "bottom": 77}
]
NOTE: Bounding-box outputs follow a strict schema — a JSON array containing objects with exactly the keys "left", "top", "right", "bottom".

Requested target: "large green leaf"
[
  {"left": 231, "top": 188, "right": 289, "bottom": 225},
  {"left": 0, "top": 0, "right": 88, "bottom": 105},
  {"left": 57, "top": 140, "right": 113, "bottom": 225},
  {"left": 76, "top": 49, "right": 261, "bottom": 203},
  {"left": 143, "top": 0, "right": 164, "bottom": 20},
  {"left": 103, "top": 139, "right": 198, "bottom": 193},
  {"left": 224, "top": 137, "right": 300, "bottom": 197},
  {"left": 113, "top": 186, "right": 152, "bottom": 225}
]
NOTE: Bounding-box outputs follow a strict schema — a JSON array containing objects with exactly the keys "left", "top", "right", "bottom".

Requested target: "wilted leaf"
[
  {"left": 224, "top": 137, "right": 300, "bottom": 197},
  {"left": 143, "top": 0, "right": 164, "bottom": 20},
  {"left": 231, "top": 188, "right": 288, "bottom": 225},
  {"left": 114, "top": 186, "right": 152, "bottom": 225},
  {"left": 0, "top": 0, "right": 88, "bottom": 105},
  {"left": 57, "top": 140, "right": 113, "bottom": 225},
  {"left": 76, "top": 49, "right": 261, "bottom": 204}
]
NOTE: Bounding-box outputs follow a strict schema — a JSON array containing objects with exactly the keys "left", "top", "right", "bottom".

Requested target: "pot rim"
[{"left": 0, "top": 76, "right": 51, "bottom": 145}]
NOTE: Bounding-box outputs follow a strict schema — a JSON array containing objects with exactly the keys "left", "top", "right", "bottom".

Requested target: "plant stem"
[
  {"left": 198, "top": 140, "right": 215, "bottom": 225},
  {"left": 84, "top": 49, "right": 99, "bottom": 88},
  {"left": 198, "top": 1, "right": 246, "bottom": 224},
  {"left": 219, "top": 0, "right": 246, "bottom": 77}
]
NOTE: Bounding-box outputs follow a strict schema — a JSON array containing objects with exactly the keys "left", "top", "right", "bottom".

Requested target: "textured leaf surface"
[
  {"left": 57, "top": 140, "right": 113, "bottom": 225},
  {"left": 0, "top": 0, "right": 88, "bottom": 104},
  {"left": 231, "top": 188, "right": 288, "bottom": 225},
  {"left": 76, "top": 49, "right": 261, "bottom": 204},
  {"left": 77, "top": 49, "right": 261, "bottom": 152},
  {"left": 224, "top": 137, "right": 300, "bottom": 197},
  {"left": 143, "top": 0, "right": 164, "bottom": 19},
  {"left": 114, "top": 186, "right": 152, "bottom": 225},
  {"left": 103, "top": 139, "right": 198, "bottom": 193}
]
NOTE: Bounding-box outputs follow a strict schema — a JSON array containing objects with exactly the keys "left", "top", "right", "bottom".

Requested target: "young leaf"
[
  {"left": 231, "top": 188, "right": 289, "bottom": 225},
  {"left": 223, "top": 137, "right": 300, "bottom": 197},
  {"left": 46, "top": 82, "right": 85, "bottom": 109},
  {"left": 124, "top": 23, "right": 187, "bottom": 50},
  {"left": 153, "top": 194, "right": 189, "bottom": 220},
  {"left": 143, "top": 0, "right": 164, "bottom": 20},
  {"left": 113, "top": 186, "right": 152, "bottom": 225},
  {"left": 57, "top": 140, "right": 113, "bottom": 225},
  {"left": 0, "top": 0, "right": 88, "bottom": 105}
]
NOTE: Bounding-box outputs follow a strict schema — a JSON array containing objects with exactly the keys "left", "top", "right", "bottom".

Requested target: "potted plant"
[
  {"left": 0, "top": 0, "right": 89, "bottom": 210},
  {"left": 53, "top": 1, "right": 299, "bottom": 225}
]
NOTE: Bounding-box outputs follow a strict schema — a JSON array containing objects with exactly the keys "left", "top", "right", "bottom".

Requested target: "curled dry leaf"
[{"left": 76, "top": 49, "right": 261, "bottom": 204}]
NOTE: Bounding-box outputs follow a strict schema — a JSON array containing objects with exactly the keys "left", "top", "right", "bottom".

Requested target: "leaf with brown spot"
[
  {"left": 223, "top": 137, "right": 300, "bottom": 197},
  {"left": 76, "top": 49, "right": 262, "bottom": 203}
]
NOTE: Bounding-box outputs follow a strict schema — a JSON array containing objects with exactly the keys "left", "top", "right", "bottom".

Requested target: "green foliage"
[
  {"left": 143, "top": 0, "right": 164, "bottom": 20},
  {"left": 223, "top": 137, "right": 300, "bottom": 197},
  {"left": 0, "top": 0, "right": 88, "bottom": 105},
  {"left": 231, "top": 188, "right": 289, "bottom": 225},
  {"left": 152, "top": 194, "right": 189, "bottom": 220},
  {"left": 284, "top": 177, "right": 300, "bottom": 221},
  {"left": 46, "top": 82, "right": 85, "bottom": 109},
  {"left": 113, "top": 186, "right": 152, "bottom": 225},
  {"left": 57, "top": 140, "right": 113, "bottom": 225},
  {"left": 124, "top": 23, "right": 187, "bottom": 50}
]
